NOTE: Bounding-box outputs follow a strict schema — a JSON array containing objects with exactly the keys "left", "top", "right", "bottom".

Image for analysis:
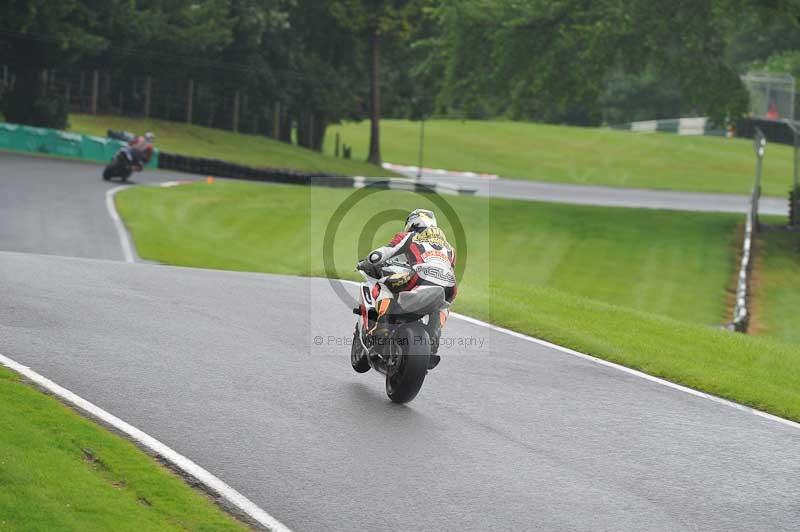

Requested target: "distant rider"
[
  {"left": 357, "top": 209, "right": 457, "bottom": 368},
  {"left": 126, "top": 132, "right": 155, "bottom": 171}
]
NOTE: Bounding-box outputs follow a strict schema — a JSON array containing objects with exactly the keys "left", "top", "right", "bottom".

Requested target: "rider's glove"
[{"left": 357, "top": 260, "right": 380, "bottom": 278}]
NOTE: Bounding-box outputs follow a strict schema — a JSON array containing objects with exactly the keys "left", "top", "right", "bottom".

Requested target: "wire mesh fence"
[
  {"left": 0, "top": 65, "right": 290, "bottom": 140},
  {"left": 741, "top": 73, "right": 796, "bottom": 122}
]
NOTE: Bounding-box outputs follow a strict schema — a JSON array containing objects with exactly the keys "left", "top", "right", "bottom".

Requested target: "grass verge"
[
  {"left": 753, "top": 228, "right": 800, "bottom": 344},
  {"left": 69, "top": 114, "right": 397, "bottom": 178},
  {"left": 326, "top": 119, "right": 795, "bottom": 196},
  {"left": 116, "top": 180, "right": 800, "bottom": 421},
  {"left": 0, "top": 367, "right": 247, "bottom": 531}
]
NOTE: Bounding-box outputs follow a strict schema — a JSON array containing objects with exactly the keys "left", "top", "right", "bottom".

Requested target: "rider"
[
  {"left": 357, "top": 209, "right": 457, "bottom": 368},
  {"left": 125, "top": 132, "right": 155, "bottom": 171}
]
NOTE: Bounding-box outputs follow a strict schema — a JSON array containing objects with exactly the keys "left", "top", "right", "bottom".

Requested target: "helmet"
[
  {"left": 404, "top": 209, "right": 437, "bottom": 233},
  {"left": 144, "top": 132, "right": 155, "bottom": 142}
]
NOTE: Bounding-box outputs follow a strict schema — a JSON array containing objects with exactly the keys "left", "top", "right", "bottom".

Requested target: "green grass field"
[
  {"left": 0, "top": 367, "right": 247, "bottom": 531},
  {"left": 117, "top": 181, "right": 738, "bottom": 325},
  {"left": 326, "top": 120, "right": 795, "bottom": 196},
  {"left": 69, "top": 114, "right": 397, "bottom": 178},
  {"left": 115, "top": 181, "right": 800, "bottom": 421},
  {"left": 755, "top": 229, "right": 800, "bottom": 344}
]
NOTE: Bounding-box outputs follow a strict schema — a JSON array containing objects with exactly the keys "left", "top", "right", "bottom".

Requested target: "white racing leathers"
[{"left": 366, "top": 227, "right": 457, "bottom": 300}]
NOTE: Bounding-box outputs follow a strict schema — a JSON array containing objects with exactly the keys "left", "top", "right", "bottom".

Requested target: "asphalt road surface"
[
  {"left": 397, "top": 168, "right": 788, "bottom": 215},
  {"left": 0, "top": 152, "right": 187, "bottom": 259},
  {"left": 1, "top": 151, "right": 799, "bottom": 531},
  {"left": 1, "top": 252, "right": 798, "bottom": 532}
]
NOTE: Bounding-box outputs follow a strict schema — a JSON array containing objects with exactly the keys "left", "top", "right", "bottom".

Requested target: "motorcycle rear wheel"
[{"left": 385, "top": 325, "right": 430, "bottom": 404}]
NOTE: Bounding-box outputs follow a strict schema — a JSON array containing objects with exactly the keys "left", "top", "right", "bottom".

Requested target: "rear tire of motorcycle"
[
  {"left": 351, "top": 326, "right": 370, "bottom": 373},
  {"left": 385, "top": 325, "right": 429, "bottom": 404}
]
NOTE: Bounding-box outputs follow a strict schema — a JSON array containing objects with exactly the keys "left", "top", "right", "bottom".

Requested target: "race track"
[
  {"left": 402, "top": 168, "right": 788, "bottom": 215},
  {"left": 1, "top": 152, "right": 799, "bottom": 531},
  {"left": 0, "top": 152, "right": 188, "bottom": 258}
]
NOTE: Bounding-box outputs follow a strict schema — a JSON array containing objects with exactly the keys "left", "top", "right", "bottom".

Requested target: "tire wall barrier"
[
  {"left": 156, "top": 151, "right": 350, "bottom": 186},
  {"left": 0, "top": 122, "right": 159, "bottom": 168},
  {"left": 156, "top": 153, "right": 477, "bottom": 195}
]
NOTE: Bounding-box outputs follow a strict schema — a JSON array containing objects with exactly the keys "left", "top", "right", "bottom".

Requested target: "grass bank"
[
  {"left": 117, "top": 180, "right": 738, "bottom": 325},
  {"left": 0, "top": 367, "right": 247, "bottom": 531},
  {"left": 326, "top": 119, "right": 794, "bottom": 196},
  {"left": 754, "top": 229, "right": 800, "bottom": 344},
  {"left": 115, "top": 181, "right": 800, "bottom": 421},
  {"left": 69, "top": 114, "right": 397, "bottom": 178}
]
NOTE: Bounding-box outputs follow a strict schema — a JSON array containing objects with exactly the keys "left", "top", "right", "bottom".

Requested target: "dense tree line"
[{"left": 1, "top": 0, "right": 799, "bottom": 165}]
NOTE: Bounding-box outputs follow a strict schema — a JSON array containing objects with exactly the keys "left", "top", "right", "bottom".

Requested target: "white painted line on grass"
[
  {"left": 105, "top": 186, "right": 136, "bottom": 264},
  {"left": 449, "top": 311, "right": 800, "bottom": 432},
  {"left": 0, "top": 351, "right": 293, "bottom": 532}
]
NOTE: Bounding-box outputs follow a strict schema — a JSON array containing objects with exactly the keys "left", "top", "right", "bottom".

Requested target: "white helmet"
[
  {"left": 144, "top": 132, "right": 155, "bottom": 142},
  {"left": 404, "top": 209, "right": 437, "bottom": 233}
]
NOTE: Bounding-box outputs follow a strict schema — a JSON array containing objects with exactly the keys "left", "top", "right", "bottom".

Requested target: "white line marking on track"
[
  {"left": 339, "top": 277, "right": 798, "bottom": 430},
  {"left": 0, "top": 351, "right": 293, "bottom": 532},
  {"left": 449, "top": 311, "right": 800, "bottom": 431},
  {"left": 105, "top": 186, "right": 136, "bottom": 264}
]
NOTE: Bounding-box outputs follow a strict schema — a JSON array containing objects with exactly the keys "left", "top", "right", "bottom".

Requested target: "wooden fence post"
[
  {"left": 78, "top": 72, "right": 85, "bottom": 112},
  {"left": 186, "top": 79, "right": 194, "bottom": 124},
  {"left": 144, "top": 76, "right": 151, "bottom": 119},
  {"left": 233, "top": 90, "right": 240, "bottom": 132},
  {"left": 273, "top": 101, "right": 281, "bottom": 139},
  {"left": 91, "top": 70, "right": 99, "bottom": 115}
]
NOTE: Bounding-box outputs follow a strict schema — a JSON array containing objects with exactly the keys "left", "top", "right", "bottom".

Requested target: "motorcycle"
[
  {"left": 102, "top": 147, "right": 136, "bottom": 182},
  {"left": 350, "top": 260, "right": 449, "bottom": 403}
]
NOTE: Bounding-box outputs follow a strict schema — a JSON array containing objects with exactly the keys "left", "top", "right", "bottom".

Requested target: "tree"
[
  {"left": 330, "top": 0, "right": 421, "bottom": 165},
  {"left": 0, "top": 0, "right": 112, "bottom": 127},
  {"left": 429, "top": 0, "right": 792, "bottom": 125}
]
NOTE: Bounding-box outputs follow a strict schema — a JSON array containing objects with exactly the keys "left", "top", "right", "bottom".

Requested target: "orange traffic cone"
[{"left": 206, "top": 176, "right": 214, "bottom": 184}]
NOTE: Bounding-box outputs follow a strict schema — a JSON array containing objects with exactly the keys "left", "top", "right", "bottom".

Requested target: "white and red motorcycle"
[{"left": 350, "top": 260, "right": 450, "bottom": 403}]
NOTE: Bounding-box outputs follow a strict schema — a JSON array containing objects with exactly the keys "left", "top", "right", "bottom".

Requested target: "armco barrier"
[{"left": 0, "top": 121, "right": 158, "bottom": 168}]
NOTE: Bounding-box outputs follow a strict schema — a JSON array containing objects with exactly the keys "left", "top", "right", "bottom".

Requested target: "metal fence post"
[{"left": 753, "top": 127, "right": 765, "bottom": 230}]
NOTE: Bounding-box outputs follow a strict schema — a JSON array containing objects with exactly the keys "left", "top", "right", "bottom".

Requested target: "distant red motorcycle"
[{"left": 102, "top": 131, "right": 154, "bottom": 182}]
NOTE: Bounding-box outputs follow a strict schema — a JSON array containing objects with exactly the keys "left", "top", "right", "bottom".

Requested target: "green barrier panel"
[
  {"left": 655, "top": 119, "right": 679, "bottom": 133},
  {"left": 1, "top": 121, "right": 159, "bottom": 168},
  {"left": 82, "top": 135, "right": 111, "bottom": 162},
  {"left": 0, "top": 123, "right": 19, "bottom": 149},
  {"left": 104, "top": 139, "right": 126, "bottom": 162},
  {"left": 20, "top": 126, "right": 50, "bottom": 152},
  {"left": 52, "top": 130, "right": 83, "bottom": 158}
]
